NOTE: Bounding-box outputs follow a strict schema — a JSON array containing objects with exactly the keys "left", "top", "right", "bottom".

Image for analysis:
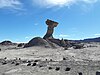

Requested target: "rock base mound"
[{"left": 24, "top": 37, "right": 59, "bottom": 48}]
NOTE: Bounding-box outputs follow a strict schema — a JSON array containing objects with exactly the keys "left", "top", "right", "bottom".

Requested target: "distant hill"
[
  {"left": 74, "top": 37, "right": 100, "bottom": 42},
  {"left": 0, "top": 40, "right": 17, "bottom": 45}
]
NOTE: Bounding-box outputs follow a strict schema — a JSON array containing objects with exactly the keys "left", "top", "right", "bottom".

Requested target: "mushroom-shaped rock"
[{"left": 43, "top": 19, "right": 58, "bottom": 39}]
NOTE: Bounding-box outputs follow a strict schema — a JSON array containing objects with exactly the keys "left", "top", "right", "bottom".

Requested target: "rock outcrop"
[
  {"left": 24, "top": 37, "right": 50, "bottom": 48},
  {"left": 43, "top": 19, "right": 58, "bottom": 39},
  {"left": 24, "top": 19, "right": 60, "bottom": 48},
  {"left": 60, "top": 38, "right": 66, "bottom": 47},
  {"left": 24, "top": 37, "right": 59, "bottom": 48},
  {"left": 0, "top": 41, "right": 13, "bottom": 45},
  {"left": 24, "top": 19, "right": 71, "bottom": 49}
]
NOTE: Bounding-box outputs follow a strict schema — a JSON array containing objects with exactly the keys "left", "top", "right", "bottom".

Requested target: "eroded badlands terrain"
[{"left": 0, "top": 43, "right": 100, "bottom": 75}]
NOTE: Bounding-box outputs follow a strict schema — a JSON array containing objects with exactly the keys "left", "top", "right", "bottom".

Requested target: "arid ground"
[{"left": 0, "top": 43, "right": 100, "bottom": 75}]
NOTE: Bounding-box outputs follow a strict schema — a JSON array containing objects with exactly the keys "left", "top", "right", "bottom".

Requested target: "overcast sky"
[{"left": 0, "top": 0, "right": 100, "bottom": 42}]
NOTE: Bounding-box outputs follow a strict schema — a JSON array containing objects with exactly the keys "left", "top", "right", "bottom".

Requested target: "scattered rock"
[
  {"left": 34, "top": 60, "right": 40, "bottom": 62},
  {"left": 27, "top": 60, "right": 31, "bottom": 63},
  {"left": 17, "top": 43, "right": 25, "bottom": 47},
  {"left": 55, "top": 67, "right": 60, "bottom": 71},
  {"left": 15, "top": 62, "right": 20, "bottom": 66},
  {"left": 48, "top": 67, "right": 52, "bottom": 70},
  {"left": 73, "top": 44, "right": 84, "bottom": 49},
  {"left": 32, "top": 63, "right": 37, "bottom": 66},
  {"left": 45, "top": 59, "right": 48, "bottom": 61},
  {"left": 22, "top": 60, "right": 27, "bottom": 63},
  {"left": 19, "top": 58, "right": 21, "bottom": 60},
  {"left": 27, "top": 63, "right": 31, "bottom": 66},
  {"left": 39, "top": 65, "right": 43, "bottom": 68},
  {"left": 78, "top": 72, "right": 82, "bottom": 75},
  {"left": 65, "top": 67, "right": 71, "bottom": 71},
  {"left": 4, "top": 57, "right": 7, "bottom": 60},
  {"left": 2, "top": 61, "right": 7, "bottom": 65},
  {"left": 60, "top": 38, "right": 66, "bottom": 47},
  {"left": 63, "top": 57, "right": 66, "bottom": 60},
  {"left": 64, "top": 47, "right": 68, "bottom": 50},
  {"left": 50, "top": 59, "right": 53, "bottom": 61},
  {"left": 11, "top": 61, "right": 15, "bottom": 64}
]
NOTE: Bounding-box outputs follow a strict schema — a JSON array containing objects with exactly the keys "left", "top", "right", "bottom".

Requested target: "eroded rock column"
[{"left": 43, "top": 19, "right": 58, "bottom": 39}]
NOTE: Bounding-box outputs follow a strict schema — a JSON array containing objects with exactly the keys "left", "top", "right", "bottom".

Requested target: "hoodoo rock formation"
[
  {"left": 43, "top": 19, "right": 58, "bottom": 39},
  {"left": 24, "top": 19, "right": 81, "bottom": 49},
  {"left": 24, "top": 19, "right": 70, "bottom": 49},
  {"left": 24, "top": 19, "right": 60, "bottom": 48}
]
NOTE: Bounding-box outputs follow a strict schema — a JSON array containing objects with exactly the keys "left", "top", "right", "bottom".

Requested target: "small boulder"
[
  {"left": 2, "top": 61, "right": 7, "bottom": 65},
  {"left": 15, "top": 62, "right": 20, "bottom": 66},
  {"left": 0, "top": 48, "right": 1, "bottom": 51},
  {"left": 27, "top": 63, "right": 31, "bottom": 66},
  {"left": 32, "top": 63, "right": 37, "bottom": 66},
  {"left": 55, "top": 67, "right": 60, "bottom": 71},
  {"left": 17, "top": 43, "right": 25, "bottom": 47},
  {"left": 48, "top": 67, "right": 52, "bottom": 70},
  {"left": 65, "top": 67, "right": 71, "bottom": 71}
]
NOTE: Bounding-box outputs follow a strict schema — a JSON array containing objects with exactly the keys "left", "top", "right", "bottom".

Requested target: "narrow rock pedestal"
[{"left": 43, "top": 19, "right": 58, "bottom": 39}]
